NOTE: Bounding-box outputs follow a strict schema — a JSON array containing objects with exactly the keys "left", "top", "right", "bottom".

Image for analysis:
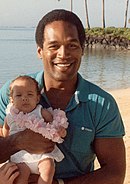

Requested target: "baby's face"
[{"left": 10, "top": 79, "right": 40, "bottom": 113}]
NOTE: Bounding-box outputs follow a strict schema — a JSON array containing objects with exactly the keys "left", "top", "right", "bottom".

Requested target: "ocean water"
[
  {"left": 80, "top": 47, "right": 130, "bottom": 90},
  {"left": 0, "top": 27, "right": 42, "bottom": 86},
  {"left": 0, "top": 27, "right": 130, "bottom": 90}
]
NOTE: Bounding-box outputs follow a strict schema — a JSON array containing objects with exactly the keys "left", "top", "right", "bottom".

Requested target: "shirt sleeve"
[
  {"left": 96, "top": 95, "right": 125, "bottom": 138},
  {"left": 0, "top": 81, "right": 10, "bottom": 125},
  {"left": 89, "top": 92, "right": 125, "bottom": 138}
]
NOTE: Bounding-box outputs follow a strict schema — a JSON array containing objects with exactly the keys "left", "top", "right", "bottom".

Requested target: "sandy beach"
[
  {"left": 95, "top": 88, "right": 130, "bottom": 184},
  {"left": 109, "top": 88, "right": 130, "bottom": 184}
]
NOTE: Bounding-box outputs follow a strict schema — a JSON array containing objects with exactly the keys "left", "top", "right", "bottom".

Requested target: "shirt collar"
[
  {"left": 34, "top": 70, "right": 44, "bottom": 90},
  {"left": 75, "top": 73, "right": 91, "bottom": 102},
  {"left": 65, "top": 73, "right": 91, "bottom": 111},
  {"left": 35, "top": 71, "right": 91, "bottom": 108}
]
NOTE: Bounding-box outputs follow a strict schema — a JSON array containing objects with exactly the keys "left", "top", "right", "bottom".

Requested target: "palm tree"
[
  {"left": 124, "top": 0, "right": 129, "bottom": 28},
  {"left": 70, "top": 0, "right": 73, "bottom": 12},
  {"left": 57, "top": 0, "right": 72, "bottom": 12},
  {"left": 84, "top": 0, "right": 90, "bottom": 29},
  {"left": 102, "top": 0, "right": 105, "bottom": 29}
]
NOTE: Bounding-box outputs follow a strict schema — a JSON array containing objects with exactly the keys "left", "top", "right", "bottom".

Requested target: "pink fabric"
[{"left": 6, "top": 104, "right": 69, "bottom": 143}]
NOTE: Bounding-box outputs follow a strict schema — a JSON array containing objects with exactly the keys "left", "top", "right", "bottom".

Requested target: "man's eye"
[
  {"left": 49, "top": 45, "right": 59, "bottom": 49},
  {"left": 69, "top": 44, "right": 78, "bottom": 49}
]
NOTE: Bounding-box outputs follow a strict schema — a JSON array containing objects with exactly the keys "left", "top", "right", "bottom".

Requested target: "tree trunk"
[
  {"left": 102, "top": 0, "right": 105, "bottom": 29},
  {"left": 124, "top": 0, "right": 129, "bottom": 28},
  {"left": 70, "top": 0, "right": 73, "bottom": 12},
  {"left": 84, "top": 0, "right": 90, "bottom": 29}
]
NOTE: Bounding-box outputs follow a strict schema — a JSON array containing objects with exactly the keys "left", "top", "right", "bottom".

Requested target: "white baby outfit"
[{"left": 6, "top": 104, "right": 69, "bottom": 174}]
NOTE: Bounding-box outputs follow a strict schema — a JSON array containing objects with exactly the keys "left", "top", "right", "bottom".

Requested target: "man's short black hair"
[{"left": 35, "top": 9, "right": 86, "bottom": 49}]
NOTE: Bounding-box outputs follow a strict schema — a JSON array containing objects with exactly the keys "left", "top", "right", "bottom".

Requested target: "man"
[{"left": 0, "top": 9, "right": 126, "bottom": 184}]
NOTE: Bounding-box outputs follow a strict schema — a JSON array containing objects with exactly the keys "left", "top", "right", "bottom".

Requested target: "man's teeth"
[{"left": 56, "top": 63, "right": 71, "bottom": 67}]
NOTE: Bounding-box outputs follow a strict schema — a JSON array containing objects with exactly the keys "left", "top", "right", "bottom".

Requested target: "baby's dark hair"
[
  {"left": 35, "top": 9, "right": 86, "bottom": 49},
  {"left": 9, "top": 75, "right": 41, "bottom": 97}
]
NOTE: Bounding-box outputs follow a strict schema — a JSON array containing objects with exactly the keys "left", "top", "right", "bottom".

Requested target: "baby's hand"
[{"left": 57, "top": 127, "right": 67, "bottom": 138}]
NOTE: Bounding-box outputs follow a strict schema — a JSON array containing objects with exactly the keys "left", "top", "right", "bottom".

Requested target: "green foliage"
[{"left": 85, "top": 27, "right": 130, "bottom": 40}]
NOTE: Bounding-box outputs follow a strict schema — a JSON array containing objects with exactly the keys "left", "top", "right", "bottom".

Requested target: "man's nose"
[{"left": 57, "top": 45, "right": 69, "bottom": 58}]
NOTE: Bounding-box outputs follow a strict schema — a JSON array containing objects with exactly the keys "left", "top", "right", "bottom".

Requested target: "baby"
[{"left": 2, "top": 75, "right": 68, "bottom": 184}]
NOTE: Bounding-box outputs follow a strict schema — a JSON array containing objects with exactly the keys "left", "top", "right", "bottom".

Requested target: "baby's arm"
[
  {"left": 41, "top": 108, "right": 68, "bottom": 142},
  {"left": 41, "top": 108, "right": 53, "bottom": 123},
  {"left": 2, "top": 117, "right": 10, "bottom": 137}
]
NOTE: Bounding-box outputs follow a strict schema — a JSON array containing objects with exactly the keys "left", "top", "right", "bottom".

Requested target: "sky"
[{"left": 0, "top": 0, "right": 130, "bottom": 28}]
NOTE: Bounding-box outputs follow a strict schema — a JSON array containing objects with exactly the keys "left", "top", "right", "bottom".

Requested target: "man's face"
[{"left": 37, "top": 20, "right": 83, "bottom": 82}]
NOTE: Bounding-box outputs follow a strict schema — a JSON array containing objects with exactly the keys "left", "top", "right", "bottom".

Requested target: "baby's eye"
[
  {"left": 16, "top": 94, "right": 21, "bottom": 97},
  {"left": 28, "top": 93, "right": 33, "bottom": 96}
]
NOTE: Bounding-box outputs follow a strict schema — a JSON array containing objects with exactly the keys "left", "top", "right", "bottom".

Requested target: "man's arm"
[
  {"left": 0, "top": 134, "right": 19, "bottom": 163},
  {"left": 52, "top": 138, "right": 126, "bottom": 184},
  {"left": 0, "top": 129, "right": 55, "bottom": 163}
]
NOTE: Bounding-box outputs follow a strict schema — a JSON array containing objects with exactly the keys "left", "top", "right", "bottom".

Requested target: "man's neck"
[
  {"left": 43, "top": 76, "right": 78, "bottom": 110},
  {"left": 44, "top": 74, "right": 78, "bottom": 92}
]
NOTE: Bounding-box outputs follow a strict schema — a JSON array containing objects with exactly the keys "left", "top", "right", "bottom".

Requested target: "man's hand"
[
  {"left": 0, "top": 162, "right": 19, "bottom": 184},
  {"left": 28, "top": 174, "right": 39, "bottom": 183},
  {"left": 57, "top": 127, "right": 67, "bottom": 138},
  {"left": 28, "top": 175, "right": 59, "bottom": 184},
  {"left": 15, "top": 129, "right": 55, "bottom": 154}
]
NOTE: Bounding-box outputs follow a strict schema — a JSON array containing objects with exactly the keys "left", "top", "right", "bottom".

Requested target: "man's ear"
[
  {"left": 82, "top": 49, "right": 84, "bottom": 56},
  {"left": 37, "top": 46, "right": 43, "bottom": 59},
  {"left": 81, "top": 45, "right": 85, "bottom": 55}
]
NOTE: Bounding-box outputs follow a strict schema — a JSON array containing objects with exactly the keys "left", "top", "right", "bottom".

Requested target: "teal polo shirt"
[{"left": 0, "top": 71, "right": 125, "bottom": 178}]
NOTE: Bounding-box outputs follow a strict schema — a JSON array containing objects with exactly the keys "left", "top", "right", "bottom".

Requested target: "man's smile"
[
  {"left": 55, "top": 63, "right": 71, "bottom": 67},
  {"left": 54, "top": 63, "right": 72, "bottom": 71}
]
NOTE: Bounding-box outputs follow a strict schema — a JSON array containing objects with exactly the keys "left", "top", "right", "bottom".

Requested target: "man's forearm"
[
  {"left": 62, "top": 166, "right": 125, "bottom": 184},
  {"left": 0, "top": 134, "right": 19, "bottom": 163},
  {"left": 0, "top": 129, "right": 55, "bottom": 164}
]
